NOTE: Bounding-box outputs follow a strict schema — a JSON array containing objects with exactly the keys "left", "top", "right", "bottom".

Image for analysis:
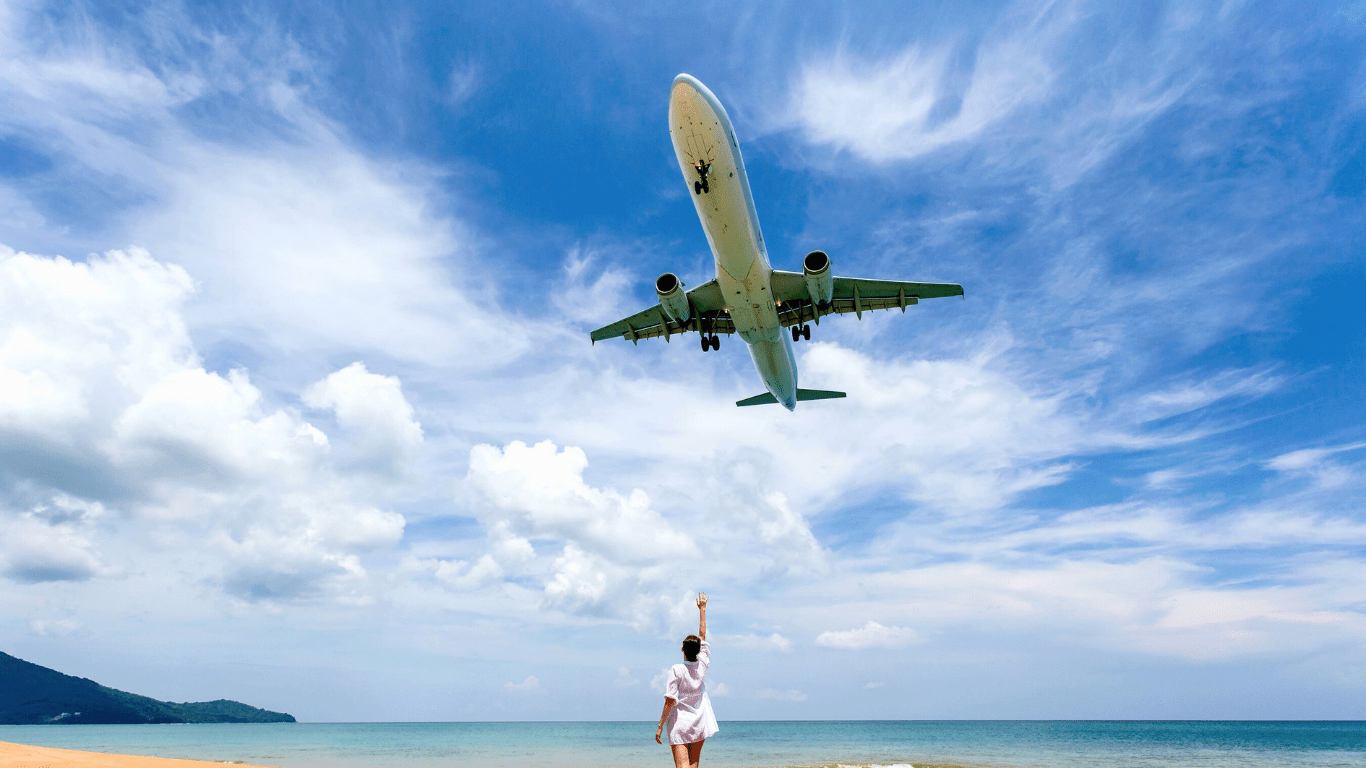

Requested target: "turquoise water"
[{"left": 2, "top": 721, "right": 1363, "bottom": 767}]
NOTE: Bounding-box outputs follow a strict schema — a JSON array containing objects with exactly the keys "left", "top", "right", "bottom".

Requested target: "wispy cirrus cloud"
[{"left": 786, "top": 1, "right": 1071, "bottom": 162}]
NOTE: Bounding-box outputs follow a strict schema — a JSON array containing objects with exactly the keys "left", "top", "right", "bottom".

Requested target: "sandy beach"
[{"left": 0, "top": 742, "right": 277, "bottom": 768}]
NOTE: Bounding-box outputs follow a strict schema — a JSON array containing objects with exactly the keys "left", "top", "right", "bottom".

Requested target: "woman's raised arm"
[{"left": 697, "top": 592, "right": 708, "bottom": 641}]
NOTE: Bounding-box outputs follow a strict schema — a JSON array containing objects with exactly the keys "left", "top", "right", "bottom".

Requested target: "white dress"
[{"left": 665, "top": 640, "right": 719, "bottom": 745}]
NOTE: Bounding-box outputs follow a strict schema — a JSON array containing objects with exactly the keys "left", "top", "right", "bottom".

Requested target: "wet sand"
[{"left": 0, "top": 742, "right": 278, "bottom": 768}]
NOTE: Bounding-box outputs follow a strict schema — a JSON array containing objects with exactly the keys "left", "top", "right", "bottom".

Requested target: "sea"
[{"left": 2, "top": 720, "right": 1364, "bottom": 768}]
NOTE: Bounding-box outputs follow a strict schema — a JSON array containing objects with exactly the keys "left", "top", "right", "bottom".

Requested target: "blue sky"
[{"left": 1, "top": 0, "right": 1364, "bottom": 721}]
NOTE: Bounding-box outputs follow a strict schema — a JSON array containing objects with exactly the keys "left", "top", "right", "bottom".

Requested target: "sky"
[{"left": 1, "top": 0, "right": 1365, "bottom": 722}]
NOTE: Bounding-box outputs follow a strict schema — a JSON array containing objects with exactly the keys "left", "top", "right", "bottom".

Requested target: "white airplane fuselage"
[{"left": 668, "top": 74, "right": 799, "bottom": 410}]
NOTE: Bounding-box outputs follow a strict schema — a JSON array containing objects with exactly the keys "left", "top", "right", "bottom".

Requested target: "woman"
[{"left": 655, "top": 592, "right": 719, "bottom": 768}]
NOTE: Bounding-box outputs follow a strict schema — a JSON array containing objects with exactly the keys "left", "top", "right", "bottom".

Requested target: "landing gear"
[
  {"left": 700, "top": 334, "right": 721, "bottom": 352},
  {"left": 791, "top": 324, "right": 811, "bottom": 342},
  {"left": 693, "top": 161, "right": 712, "bottom": 195},
  {"left": 803, "top": 324, "right": 811, "bottom": 340}
]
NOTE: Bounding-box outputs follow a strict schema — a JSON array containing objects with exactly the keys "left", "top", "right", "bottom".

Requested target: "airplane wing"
[
  {"left": 590, "top": 279, "right": 734, "bottom": 344},
  {"left": 769, "top": 270, "right": 963, "bottom": 327}
]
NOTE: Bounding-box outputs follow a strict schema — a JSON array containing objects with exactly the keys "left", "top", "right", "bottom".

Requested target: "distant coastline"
[{"left": 0, "top": 652, "right": 295, "bottom": 725}]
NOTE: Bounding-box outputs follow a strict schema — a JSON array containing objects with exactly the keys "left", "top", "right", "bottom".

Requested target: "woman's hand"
[
  {"left": 697, "top": 591, "right": 708, "bottom": 640},
  {"left": 655, "top": 725, "right": 663, "bottom": 744}
]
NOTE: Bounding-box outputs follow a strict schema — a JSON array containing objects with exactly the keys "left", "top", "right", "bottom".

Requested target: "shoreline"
[
  {"left": 0, "top": 741, "right": 279, "bottom": 768},
  {"left": 0, "top": 741, "right": 982, "bottom": 768}
]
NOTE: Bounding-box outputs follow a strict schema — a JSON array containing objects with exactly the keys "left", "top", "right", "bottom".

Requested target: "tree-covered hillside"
[{"left": 0, "top": 651, "right": 295, "bottom": 724}]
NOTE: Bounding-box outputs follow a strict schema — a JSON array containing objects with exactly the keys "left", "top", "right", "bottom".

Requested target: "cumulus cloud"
[
  {"left": 112, "top": 367, "right": 330, "bottom": 482},
  {"left": 467, "top": 440, "right": 696, "bottom": 564},
  {"left": 304, "top": 362, "right": 424, "bottom": 476},
  {"left": 427, "top": 440, "right": 710, "bottom": 627},
  {"left": 0, "top": 246, "right": 195, "bottom": 437},
  {"left": 505, "top": 675, "right": 540, "bottom": 690},
  {"left": 0, "top": 245, "right": 413, "bottom": 602},
  {"left": 0, "top": 499, "right": 106, "bottom": 583},
  {"left": 816, "top": 621, "right": 918, "bottom": 650}
]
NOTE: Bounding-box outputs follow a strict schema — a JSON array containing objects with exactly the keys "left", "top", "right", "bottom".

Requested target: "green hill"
[{"left": 0, "top": 651, "right": 295, "bottom": 724}]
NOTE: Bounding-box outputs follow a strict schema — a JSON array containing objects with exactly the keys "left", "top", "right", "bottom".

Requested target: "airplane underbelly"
[
  {"left": 668, "top": 78, "right": 777, "bottom": 343},
  {"left": 748, "top": 336, "right": 798, "bottom": 407}
]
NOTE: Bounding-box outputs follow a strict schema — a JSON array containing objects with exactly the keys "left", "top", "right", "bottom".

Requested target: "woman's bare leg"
[
  {"left": 687, "top": 739, "right": 705, "bottom": 768},
  {"left": 669, "top": 739, "right": 705, "bottom": 768}
]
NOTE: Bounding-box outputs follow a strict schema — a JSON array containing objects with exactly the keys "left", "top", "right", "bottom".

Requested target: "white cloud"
[
  {"left": 757, "top": 688, "right": 808, "bottom": 702},
  {"left": 505, "top": 675, "right": 540, "bottom": 690},
  {"left": 0, "top": 246, "right": 195, "bottom": 435},
  {"left": 27, "top": 618, "right": 85, "bottom": 637},
  {"left": 304, "top": 362, "right": 424, "bottom": 477},
  {"left": 447, "top": 61, "right": 480, "bottom": 106},
  {"left": 864, "top": 681, "right": 884, "bottom": 689},
  {"left": 0, "top": 245, "right": 411, "bottom": 602},
  {"left": 466, "top": 440, "right": 697, "bottom": 565},
  {"left": 613, "top": 667, "right": 640, "bottom": 688},
  {"left": 1265, "top": 442, "right": 1366, "bottom": 489},
  {"left": 650, "top": 668, "right": 671, "bottom": 694},
  {"left": 787, "top": 4, "right": 1066, "bottom": 162},
  {"left": 714, "top": 632, "right": 792, "bottom": 653},
  {"left": 139, "top": 145, "right": 532, "bottom": 367},
  {"left": 0, "top": 502, "right": 106, "bottom": 583},
  {"left": 554, "top": 246, "right": 635, "bottom": 325},
  {"left": 112, "top": 367, "right": 330, "bottom": 481},
  {"left": 816, "top": 621, "right": 918, "bottom": 650},
  {"left": 785, "top": 342, "right": 1092, "bottom": 512},
  {"left": 709, "top": 681, "right": 728, "bottom": 697},
  {"left": 0, "top": 5, "right": 536, "bottom": 371}
]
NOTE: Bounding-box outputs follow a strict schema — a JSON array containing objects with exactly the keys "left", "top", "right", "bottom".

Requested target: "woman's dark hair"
[{"left": 682, "top": 635, "right": 701, "bottom": 662}]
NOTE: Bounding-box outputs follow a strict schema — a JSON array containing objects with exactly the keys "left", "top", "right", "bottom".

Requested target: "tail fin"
[{"left": 736, "top": 389, "right": 847, "bottom": 407}]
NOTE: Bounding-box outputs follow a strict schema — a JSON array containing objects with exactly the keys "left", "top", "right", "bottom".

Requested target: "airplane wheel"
[
  {"left": 791, "top": 325, "right": 800, "bottom": 342},
  {"left": 802, "top": 325, "right": 811, "bottom": 340},
  {"left": 711, "top": 334, "right": 720, "bottom": 350},
  {"left": 700, "top": 334, "right": 709, "bottom": 352},
  {"left": 694, "top": 181, "right": 702, "bottom": 195}
]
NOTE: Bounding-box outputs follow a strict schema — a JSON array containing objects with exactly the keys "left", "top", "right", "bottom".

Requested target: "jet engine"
[
  {"left": 655, "top": 272, "right": 692, "bottom": 324},
  {"left": 803, "top": 250, "right": 834, "bottom": 307}
]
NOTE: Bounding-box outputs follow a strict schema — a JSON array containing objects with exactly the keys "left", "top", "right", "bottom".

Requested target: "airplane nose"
[{"left": 673, "top": 73, "right": 703, "bottom": 90}]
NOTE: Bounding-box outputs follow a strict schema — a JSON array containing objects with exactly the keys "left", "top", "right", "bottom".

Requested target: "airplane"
[{"left": 591, "top": 73, "right": 963, "bottom": 410}]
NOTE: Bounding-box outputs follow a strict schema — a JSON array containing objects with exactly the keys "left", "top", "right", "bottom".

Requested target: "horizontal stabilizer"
[
  {"left": 736, "top": 392, "right": 778, "bottom": 407},
  {"left": 735, "top": 389, "right": 847, "bottom": 407},
  {"left": 796, "top": 388, "right": 847, "bottom": 401}
]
